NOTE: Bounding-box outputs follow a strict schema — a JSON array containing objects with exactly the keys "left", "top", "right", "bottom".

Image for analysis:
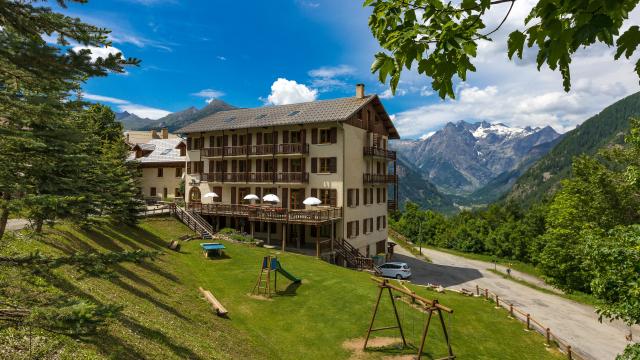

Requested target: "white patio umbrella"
[
  {"left": 243, "top": 194, "right": 260, "bottom": 201},
  {"left": 262, "top": 194, "right": 280, "bottom": 204},
  {"left": 303, "top": 196, "right": 322, "bottom": 206},
  {"left": 203, "top": 192, "right": 219, "bottom": 198}
]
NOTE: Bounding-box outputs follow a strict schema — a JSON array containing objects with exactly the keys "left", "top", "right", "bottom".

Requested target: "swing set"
[{"left": 364, "top": 278, "right": 455, "bottom": 360}]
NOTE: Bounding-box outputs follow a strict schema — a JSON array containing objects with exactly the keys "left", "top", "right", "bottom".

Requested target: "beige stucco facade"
[
  {"left": 183, "top": 109, "right": 395, "bottom": 256},
  {"left": 138, "top": 165, "right": 184, "bottom": 201}
]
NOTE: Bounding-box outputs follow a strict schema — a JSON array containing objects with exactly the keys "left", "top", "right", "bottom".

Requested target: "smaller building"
[{"left": 128, "top": 129, "right": 186, "bottom": 202}]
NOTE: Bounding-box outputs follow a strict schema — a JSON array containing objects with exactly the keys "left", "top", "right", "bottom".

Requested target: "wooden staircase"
[
  {"left": 333, "top": 238, "right": 381, "bottom": 275},
  {"left": 170, "top": 204, "right": 215, "bottom": 239}
]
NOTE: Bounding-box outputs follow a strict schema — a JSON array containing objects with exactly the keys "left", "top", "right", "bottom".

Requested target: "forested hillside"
[{"left": 507, "top": 91, "right": 640, "bottom": 206}]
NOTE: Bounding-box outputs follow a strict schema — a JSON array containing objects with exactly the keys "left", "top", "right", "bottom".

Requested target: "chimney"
[
  {"left": 356, "top": 83, "right": 365, "bottom": 99},
  {"left": 161, "top": 127, "right": 169, "bottom": 139},
  {"left": 151, "top": 129, "right": 158, "bottom": 139}
]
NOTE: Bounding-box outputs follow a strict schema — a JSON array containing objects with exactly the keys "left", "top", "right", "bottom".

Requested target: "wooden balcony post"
[
  {"left": 250, "top": 221, "right": 254, "bottom": 239},
  {"left": 282, "top": 223, "right": 287, "bottom": 252},
  {"left": 316, "top": 225, "right": 320, "bottom": 258}
]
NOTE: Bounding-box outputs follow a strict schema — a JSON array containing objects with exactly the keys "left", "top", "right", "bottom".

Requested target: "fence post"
[
  {"left": 546, "top": 328, "right": 551, "bottom": 346},
  {"left": 526, "top": 314, "right": 530, "bottom": 330},
  {"left": 484, "top": 288, "right": 489, "bottom": 300},
  {"left": 476, "top": 285, "right": 480, "bottom": 296},
  {"left": 567, "top": 345, "right": 572, "bottom": 359},
  {"left": 495, "top": 295, "right": 500, "bottom": 307},
  {"left": 509, "top": 304, "right": 514, "bottom": 317}
]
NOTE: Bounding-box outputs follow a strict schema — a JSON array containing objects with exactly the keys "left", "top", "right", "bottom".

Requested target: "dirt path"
[
  {"left": 5, "top": 219, "right": 28, "bottom": 231},
  {"left": 391, "top": 244, "right": 638, "bottom": 360}
]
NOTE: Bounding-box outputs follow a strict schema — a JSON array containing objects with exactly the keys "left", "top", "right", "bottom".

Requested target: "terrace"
[{"left": 186, "top": 203, "right": 342, "bottom": 225}]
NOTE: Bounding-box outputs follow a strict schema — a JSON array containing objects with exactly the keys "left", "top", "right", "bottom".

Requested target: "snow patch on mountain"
[
  {"left": 420, "top": 131, "right": 436, "bottom": 140},
  {"left": 471, "top": 123, "right": 538, "bottom": 140}
]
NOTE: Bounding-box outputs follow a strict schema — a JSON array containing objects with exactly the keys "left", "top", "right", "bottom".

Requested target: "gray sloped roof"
[
  {"left": 128, "top": 138, "right": 185, "bottom": 164},
  {"left": 176, "top": 95, "right": 388, "bottom": 134}
]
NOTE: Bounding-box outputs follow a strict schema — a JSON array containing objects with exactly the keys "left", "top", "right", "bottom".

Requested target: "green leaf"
[
  {"left": 616, "top": 26, "right": 640, "bottom": 60},
  {"left": 507, "top": 30, "right": 526, "bottom": 59}
]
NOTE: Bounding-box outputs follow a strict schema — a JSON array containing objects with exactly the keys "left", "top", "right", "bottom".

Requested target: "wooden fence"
[{"left": 470, "top": 284, "right": 588, "bottom": 360}]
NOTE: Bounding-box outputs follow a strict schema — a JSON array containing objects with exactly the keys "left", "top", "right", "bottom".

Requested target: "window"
[
  {"left": 160, "top": 148, "right": 172, "bottom": 155},
  {"left": 288, "top": 110, "right": 300, "bottom": 116},
  {"left": 157, "top": 168, "right": 163, "bottom": 177},
  {"left": 189, "top": 187, "right": 201, "bottom": 202},
  {"left": 319, "top": 128, "right": 331, "bottom": 144},
  {"left": 150, "top": 187, "right": 156, "bottom": 196},
  {"left": 319, "top": 158, "right": 330, "bottom": 173},
  {"left": 263, "top": 132, "right": 274, "bottom": 144},
  {"left": 347, "top": 221, "right": 359, "bottom": 239},
  {"left": 290, "top": 158, "right": 302, "bottom": 172},
  {"left": 176, "top": 167, "right": 183, "bottom": 177},
  {"left": 383, "top": 215, "right": 387, "bottom": 229},
  {"left": 377, "top": 188, "right": 381, "bottom": 203},
  {"left": 319, "top": 189, "right": 331, "bottom": 206},
  {"left": 369, "top": 188, "right": 374, "bottom": 204},
  {"left": 347, "top": 189, "right": 355, "bottom": 207},
  {"left": 363, "top": 188, "right": 368, "bottom": 205},
  {"left": 377, "top": 216, "right": 381, "bottom": 231},
  {"left": 163, "top": 187, "right": 168, "bottom": 198},
  {"left": 290, "top": 131, "right": 301, "bottom": 143},
  {"left": 175, "top": 188, "right": 181, "bottom": 197}
]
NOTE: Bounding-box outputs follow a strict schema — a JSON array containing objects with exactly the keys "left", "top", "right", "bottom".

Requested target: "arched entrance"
[{"left": 189, "top": 187, "right": 201, "bottom": 202}]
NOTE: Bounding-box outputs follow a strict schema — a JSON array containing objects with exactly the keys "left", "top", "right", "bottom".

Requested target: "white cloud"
[
  {"left": 82, "top": 92, "right": 170, "bottom": 120},
  {"left": 72, "top": 45, "right": 123, "bottom": 61},
  {"left": 419, "top": 86, "right": 434, "bottom": 97},
  {"left": 264, "top": 78, "right": 318, "bottom": 105},
  {"left": 216, "top": 56, "right": 227, "bottom": 61},
  {"left": 308, "top": 64, "right": 356, "bottom": 92},
  {"left": 83, "top": 93, "right": 130, "bottom": 105},
  {"left": 380, "top": 88, "right": 407, "bottom": 99},
  {"left": 118, "top": 104, "right": 171, "bottom": 119},
  {"left": 389, "top": 0, "right": 640, "bottom": 139},
  {"left": 420, "top": 131, "right": 436, "bottom": 140},
  {"left": 296, "top": 0, "right": 320, "bottom": 8},
  {"left": 308, "top": 65, "right": 355, "bottom": 78},
  {"left": 191, "top": 89, "right": 225, "bottom": 103}
]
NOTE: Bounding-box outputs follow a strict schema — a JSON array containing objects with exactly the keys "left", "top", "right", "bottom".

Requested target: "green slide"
[{"left": 276, "top": 261, "right": 301, "bottom": 283}]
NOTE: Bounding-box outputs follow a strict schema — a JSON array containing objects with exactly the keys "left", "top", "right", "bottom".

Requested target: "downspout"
[{"left": 339, "top": 119, "right": 345, "bottom": 243}]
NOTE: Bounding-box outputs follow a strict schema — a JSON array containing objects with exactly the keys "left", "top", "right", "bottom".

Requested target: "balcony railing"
[
  {"left": 186, "top": 203, "right": 342, "bottom": 225},
  {"left": 363, "top": 147, "right": 396, "bottom": 160},
  {"left": 200, "top": 143, "right": 309, "bottom": 157},
  {"left": 199, "top": 172, "right": 309, "bottom": 183},
  {"left": 363, "top": 173, "right": 397, "bottom": 184},
  {"left": 387, "top": 200, "right": 398, "bottom": 211}
]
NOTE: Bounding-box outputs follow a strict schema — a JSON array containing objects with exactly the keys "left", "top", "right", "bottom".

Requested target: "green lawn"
[{"left": 1, "top": 218, "right": 563, "bottom": 359}]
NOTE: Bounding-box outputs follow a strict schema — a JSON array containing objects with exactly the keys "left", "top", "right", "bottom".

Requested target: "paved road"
[{"left": 391, "top": 244, "right": 638, "bottom": 360}]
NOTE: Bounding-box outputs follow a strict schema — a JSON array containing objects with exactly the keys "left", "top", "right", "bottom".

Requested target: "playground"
[{"left": 5, "top": 217, "right": 565, "bottom": 359}]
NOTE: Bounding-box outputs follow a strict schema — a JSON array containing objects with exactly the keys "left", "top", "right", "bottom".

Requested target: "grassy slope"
[{"left": 2, "top": 218, "right": 561, "bottom": 359}]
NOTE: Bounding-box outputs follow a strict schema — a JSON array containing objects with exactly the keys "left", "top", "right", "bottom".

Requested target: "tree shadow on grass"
[
  {"left": 47, "top": 273, "right": 201, "bottom": 359},
  {"left": 109, "top": 277, "right": 189, "bottom": 321}
]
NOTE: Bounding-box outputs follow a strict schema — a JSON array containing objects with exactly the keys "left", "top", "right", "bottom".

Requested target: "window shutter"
[
  {"left": 362, "top": 219, "right": 366, "bottom": 234},
  {"left": 187, "top": 137, "right": 192, "bottom": 150},
  {"left": 300, "top": 129, "right": 306, "bottom": 144},
  {"left": 301, "top": 158, "right": 306, "bottom": 173},
  {"left": 347, "top": 190, "right": 353, "bottom": 207},
  {"left": 364, "top": 188, "right": 368, "bottom": 205},
  {"left": 356, "top": 221, "right": 359, "bottom": 236},
  {"left": 199, "top": 161, "right": 204, "bottom": 173},
  {"left": 273, "top": 131, "right": 278, "bottom": 144},
  {"left": 209, "top": 136, "right": 215, "bottom": 147},
  {"left": 330, "top": 189, "right": 337, "bottom": 207},
  {"left": 329, "top": 157, "right": 337, "bottom": 173},
  {"left": 247, "top": 133, "right": 252, "bottom": 145},
  {"left": 256, "top": 159, "right": 262, "bottom": 172},
  {"left": 330, "top": 127, "right": 337, "bottom": 143},
  {"left": 377, "top": 217, "right": 381, "bottom": 230},
  {"left": 232, "top": 134, "right": 238, "bottom": 146},
  {"left": 231, "top": 160, "right": 237, "bottom": 173},
  {"left": 282, "top": 158, "right": 289, "bottom": 172},
  {"left": 356, "top": 189, "right": 359, "bottom": 206},
  {"left": 311, "top": 128, "right": 318, "bottom": 144},
  {"left": 311, "top": 188, "right": 317, "bottom": 198},
  {"left": 257, "top": 132, "right": 262, "bottom": 145},
  {"left": 311, "top": 158, "right": 317, "bottom": 173},
  {"left": 223, "top": 135, "right": 228, "bottom": 146},
  {"left": 282, "top": 188, "right": 289, "bottom": 209},
  {"left": 231, "top": 187, "right": 236, "bottom": 205},
  {"left": 187, "top": 162, "right": 191, "bottom": 174},
  {"left": 209, "top": 160, "right": 214, "bottom": 173},
  {"left": 347, "top": 222, "right": 352, "bottom": 238},
  {"left": 222, "top": 160, "right": 227, "bottom": 173},
  {"left": 383, "top": 189, "right": 387, "bottom": 202},
  {"left": 283, "top": 131, "right": 289, "bottom": 143},
  {"left": 383, "top": 216, "right": 387, "bottom": 228}
]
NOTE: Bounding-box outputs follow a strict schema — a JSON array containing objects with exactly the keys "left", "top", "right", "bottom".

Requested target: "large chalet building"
[{"left": 177, "top": 84, "right": 399, "bottom": 259}]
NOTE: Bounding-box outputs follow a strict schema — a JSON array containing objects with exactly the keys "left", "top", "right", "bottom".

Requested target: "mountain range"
[
  {"left": 391, "top": 121, "right": 561, "bottom": 207},
  {"left": 118, "top": 99, "right": 237, "bottom": 132}
]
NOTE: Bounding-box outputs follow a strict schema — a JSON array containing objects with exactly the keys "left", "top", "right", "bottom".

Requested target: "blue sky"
[{"left": 63, "top": 0, "right": 640, "bottom": 139}]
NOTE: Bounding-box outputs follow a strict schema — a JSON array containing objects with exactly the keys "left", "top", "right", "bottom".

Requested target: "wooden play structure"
[
  {"left": 198, "top": 286, "right": 228, "bottom": 317},
  {"left": 364, "top": 278, "right": 455, "bottom": 359},
  {"left": 251, "top": 255, "right": 301, "bottom": 298}
]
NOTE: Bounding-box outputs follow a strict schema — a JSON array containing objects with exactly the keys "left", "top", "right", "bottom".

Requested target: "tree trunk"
[
  {"left": 0, "top": 193, "right": 10, "bottom": 241},
  {"left": 34, "top": 218, "right": 43, "bottom": 233}
]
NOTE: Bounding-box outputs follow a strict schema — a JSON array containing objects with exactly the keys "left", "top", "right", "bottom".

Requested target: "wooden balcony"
[
  {"left": 200, "top": 143, "right": 309, "bottom": 158},
  {"left": 200, "top": 172, "right": 309, "bottom": 184},
  {"left": 363, "top": 174, "right": 397, "bottom": 184},
  {"left": 387, "top": 200, "right": 398, "bottom": 211},
  {"left": 186, "top": 203, "right": 342, "bottom": 225},
  {"left": 363, "top": 147, "right": 396, "bottom": 160}
]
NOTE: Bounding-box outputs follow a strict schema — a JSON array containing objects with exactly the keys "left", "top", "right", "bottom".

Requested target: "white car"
[{"left": 379, "top": 262, "right": 412, "bottom": 279}]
